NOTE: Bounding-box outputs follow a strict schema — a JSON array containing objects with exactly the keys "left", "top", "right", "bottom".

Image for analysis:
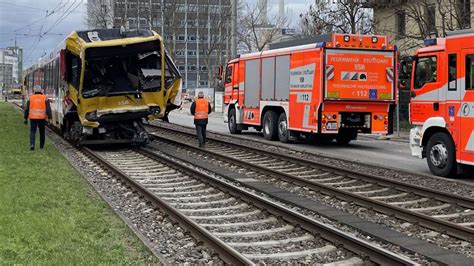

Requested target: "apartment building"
[
  {"left": 87, "top": 0, "right": 231, "bottom": 91},
  {"left": 366, "top": 0, "right": 472, "bottom": 56}
]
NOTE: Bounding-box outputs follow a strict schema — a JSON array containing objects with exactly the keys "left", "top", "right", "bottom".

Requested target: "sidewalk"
[
  {"left": 367, "top": 131, "right": 410, "bottom": 142},
  {"left": 175, "top": 108, "right": 224, "bottom": 118}
]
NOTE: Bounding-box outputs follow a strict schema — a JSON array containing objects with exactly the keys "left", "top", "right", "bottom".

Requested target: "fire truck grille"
[{"left": 340, "top": 112, "right": 370, "bottom": 129}]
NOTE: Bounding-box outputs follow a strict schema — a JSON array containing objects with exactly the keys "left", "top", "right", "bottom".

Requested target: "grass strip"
[{"left": 0, "top": 102, "right": 161, "bottom": 264}]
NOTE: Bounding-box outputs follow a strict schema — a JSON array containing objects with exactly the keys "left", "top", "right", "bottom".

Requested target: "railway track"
[
  {"left": 82, "top": 147, "right": 415, "bottom": 265},
  {"left": 146, "top": 124, "right": 474, "bottom": 243},
  {"left": 9, "top": 102, "right": 469, "bottom": 263}
]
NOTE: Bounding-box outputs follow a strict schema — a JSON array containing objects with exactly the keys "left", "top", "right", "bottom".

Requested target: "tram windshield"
[{"left": 82, "top": 42, "right": 177, "bottom": 98}]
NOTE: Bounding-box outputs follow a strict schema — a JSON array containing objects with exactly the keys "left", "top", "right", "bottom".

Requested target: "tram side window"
[
  {"left": 466, "top": 55, "right": 474, "bottom": 90},
  {"left": 414, "top": 56, "right": 437, "bottom": 89},
  {"left": 67, "top": 53, "right": 81, "bottom": 89}
]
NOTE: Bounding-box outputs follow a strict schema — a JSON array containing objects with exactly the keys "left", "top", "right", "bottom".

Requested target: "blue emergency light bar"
[
  {"left": 315, "top": 42, "right": 326, "bottom": 48},
  {"left": 424, "top": 38, "right": 437, "bottom": 46}
]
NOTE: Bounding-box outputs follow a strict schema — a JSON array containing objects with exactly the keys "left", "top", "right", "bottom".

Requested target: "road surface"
[{"left": 167, "top": 110, "right": 432, "bottom": 175}]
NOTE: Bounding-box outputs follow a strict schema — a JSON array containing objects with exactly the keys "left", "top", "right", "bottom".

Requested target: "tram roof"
[{"left": 75, "top": 28, "right": 155, "bottom": 43}]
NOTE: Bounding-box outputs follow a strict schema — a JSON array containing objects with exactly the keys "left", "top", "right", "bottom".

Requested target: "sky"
[{"left": 0, "top": 0, "right": 311, "bottom": 70}]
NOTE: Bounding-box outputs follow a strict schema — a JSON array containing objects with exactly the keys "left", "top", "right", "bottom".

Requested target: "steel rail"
[
  {"left": 81, "top": 147, "right": 254, "bottom": 266},
  {"left": 137, "top": 147, "right": 416, "bottom": 265},
  {"left": 148, "top": 127, "right": 474, "bottom": 242}
]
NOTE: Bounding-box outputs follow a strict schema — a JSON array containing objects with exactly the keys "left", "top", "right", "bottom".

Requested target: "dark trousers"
[
  {"left": 30, "top": 119, "right": 46, "bottom": 148},
  {"left": 195, "top": 124, "right": 207, "bottom": 146}
]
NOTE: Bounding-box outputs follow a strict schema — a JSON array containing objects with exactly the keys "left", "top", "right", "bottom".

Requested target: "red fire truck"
[
  {"left": 223, "top": 34, "right": 397, "bottom": 144},
  {"left": 409, "top": 29, "right": 474, "bottom": 177}
]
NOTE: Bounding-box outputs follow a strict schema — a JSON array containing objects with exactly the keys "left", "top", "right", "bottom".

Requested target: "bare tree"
[
  {"left": 87, "top": 0, "right": 114, "bottom": 29},
  {"left": 297, "top": 0, "right": 373, "bottom": 37},
  {"left": 161, "top": 0, "right": 181, "bottom": 61},
  {"left": 238, "top": 1, "right": 289, "bottom": 52},
  {"left": 373, "top": 0, "right": 472, "bottom": 55},
  {"left": 297, "top": 0, "right": 333, "bottom": 37},
  {"left": 436, "top": 0, "right": 471, "bottom": 35},
  {"left": 200, "top": 2, "right": 232, "bottom": 88}
]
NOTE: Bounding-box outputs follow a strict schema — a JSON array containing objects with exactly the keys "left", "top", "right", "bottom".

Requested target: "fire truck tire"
[
  {"left": 426, "top": 132, "right": 457, "bottom": 177},
  {"left": 263, "top": 111, "right": 278, "bottom": 141},
  {"left": 278, "top": 112, "right": 291, "bottom": 143},
  {"left": 336, "top": 130, "right": 357, "bottom": 145},
  {"left": 228, "top": 108, "right": 241, "bottom": 134}
]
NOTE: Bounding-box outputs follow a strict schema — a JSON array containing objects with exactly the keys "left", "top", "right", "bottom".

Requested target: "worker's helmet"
[
  {"left": 198, "top": 91, "right": 204, "bottom": 98},
  {"left": 33, "top": 85, "right": 42, "bottom": 93}
]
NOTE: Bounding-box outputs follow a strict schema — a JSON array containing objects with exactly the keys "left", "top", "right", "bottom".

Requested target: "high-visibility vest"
[
  {"left": 29, "top": 94, "right": 47, "bottom": 119},
  {"left": 194, "top": 98, "right": 209, "bottom": 120}
]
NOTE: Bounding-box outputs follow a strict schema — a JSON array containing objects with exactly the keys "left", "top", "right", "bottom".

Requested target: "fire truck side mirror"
[
  {"left": 399, "top": 60, "right": 409, "bottom": 79},
  {"left": 217, "top": 64, "right": 223, "bottom": 81}
]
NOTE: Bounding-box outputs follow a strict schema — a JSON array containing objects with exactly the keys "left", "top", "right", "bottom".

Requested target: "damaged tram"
[{"left": 23, "top": 28, "right": 182, "bottom": 145}]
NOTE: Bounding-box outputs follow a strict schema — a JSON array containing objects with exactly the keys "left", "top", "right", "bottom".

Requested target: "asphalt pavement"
[{"left": 168, "top": 110, "right": 432, "bottom": 175}]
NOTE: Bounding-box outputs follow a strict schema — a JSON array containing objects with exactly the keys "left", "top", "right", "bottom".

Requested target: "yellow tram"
[{"left": 23, "top": 28, "right": 182, "bottom": 145}]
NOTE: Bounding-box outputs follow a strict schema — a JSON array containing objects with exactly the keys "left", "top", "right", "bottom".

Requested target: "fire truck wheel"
[
  {"left": 278, "top": 112, "right": 291, "bottom": 143},
  {"left": 427, "top": 132, "right": 457, "bottom": 177},
  {"left": 263, "top": 110, "right": 278, "bottom": 141},
  {"left": 336, "top": 130, "right": 357, "bottom": 145},
  {"left": 228, "top": 108, "right": 241, "bottom": 134}
]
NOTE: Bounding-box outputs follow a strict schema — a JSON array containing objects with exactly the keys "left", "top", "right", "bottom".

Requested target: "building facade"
[
  {"left": 0, "top": 63, "right": 13, "bottom": 91},
  {"left": 367, "top": 0, "right": 473, "bottom": 56},
  {"left": 365, "top": 0, "right": 473, "bottom": 121},
  {"left": 0, "top": 47, "right": 22, "bottom": 85},
  {"left": 87, "top": 0, "right": 232, "bottom": 92}
]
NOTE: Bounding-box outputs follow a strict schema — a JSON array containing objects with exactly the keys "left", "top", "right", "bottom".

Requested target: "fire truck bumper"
[
  {"left": 410, "top": 126, "right": 423, "bottom": 158},
  {"left": 223, "top": 104, "right": 229, "bottom": 123}
]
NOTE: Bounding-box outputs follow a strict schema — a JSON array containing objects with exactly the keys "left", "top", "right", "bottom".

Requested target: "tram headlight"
[
  {"left": 149, "top": 106, "right": 161, "bottom": 115},
  {"left": 85, "top": 110, "right": 98, "bottom": 121}
]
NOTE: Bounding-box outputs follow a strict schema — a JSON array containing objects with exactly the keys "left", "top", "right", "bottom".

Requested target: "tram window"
[
  {"left": 414, "top": 56, "right": 437, "bottom": 89},
  {"left": 225, "top": 66, "right": 232, "bottom": 84},
  {"left": 70, "top": 56, "right": 80, "bottom": 88},
  {"left": 466, "top": 55, "right": 474, "bottom": 90}
]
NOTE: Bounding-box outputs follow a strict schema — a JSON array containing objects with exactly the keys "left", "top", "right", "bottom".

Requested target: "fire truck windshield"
[{"left": 414, "top": 56, "right": 437, "bottom": 89}]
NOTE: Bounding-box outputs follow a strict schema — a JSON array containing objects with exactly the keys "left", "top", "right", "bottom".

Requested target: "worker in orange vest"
[
  {"left": 190, "top": 91, "right": 212, "bottom": 148},
  {"left": 24, "top": 85, "right": 52, "bottom": 150}
]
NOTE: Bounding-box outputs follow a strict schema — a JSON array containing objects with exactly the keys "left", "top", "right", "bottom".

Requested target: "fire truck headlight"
[
  {"left": 322, "top": 114, "right": 326, "bottom": 119},
  {"left": 344, "top": 35, "right": 350, "bottom": 42},
  {"left": 372, "top": 36, "right": 378, "bottom": 43},
  {"left": 384, "top": 115, "right": 388, "bottom": 120},
  {"left": 378, "top": 115, "right": 384, "bottom": 120}
]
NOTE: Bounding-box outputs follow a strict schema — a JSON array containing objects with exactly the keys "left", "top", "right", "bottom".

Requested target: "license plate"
[{"left": 327, "top": 122, "right": 337, "bottom": 130}]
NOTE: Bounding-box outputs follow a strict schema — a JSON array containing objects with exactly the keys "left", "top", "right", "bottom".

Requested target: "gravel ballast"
[{"left": 47, "top": 130, "right": 222, "bottom": 264}]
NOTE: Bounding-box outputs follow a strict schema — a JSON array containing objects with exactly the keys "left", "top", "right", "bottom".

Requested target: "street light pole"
[
  {"left": 184, "top": 0, "right": 188, "bottom": 92},
  {"left": 231, "top": 0, "right": 237, "bottom": 58},
  {"left": 196, "top": 0, "right": 200, "bottom": 90}
]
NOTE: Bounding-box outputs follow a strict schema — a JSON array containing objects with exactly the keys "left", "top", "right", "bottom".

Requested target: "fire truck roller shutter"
[
  {"left": 261, "top": 57, "right": 276, "bottom": 100},
  {"left": 275, "top": 55, "right": 290, "bottom": 101},
  {"left": 244, "top": 59, "right": 261, "bottom": 108}
]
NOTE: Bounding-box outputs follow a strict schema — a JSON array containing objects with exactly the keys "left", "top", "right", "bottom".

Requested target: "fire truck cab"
[
  {"left": 409, "top": 29, "right": 474, "bottom": 177},
  {"left": 223, "top": 34, "right": 397, "bottom": 144}
]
